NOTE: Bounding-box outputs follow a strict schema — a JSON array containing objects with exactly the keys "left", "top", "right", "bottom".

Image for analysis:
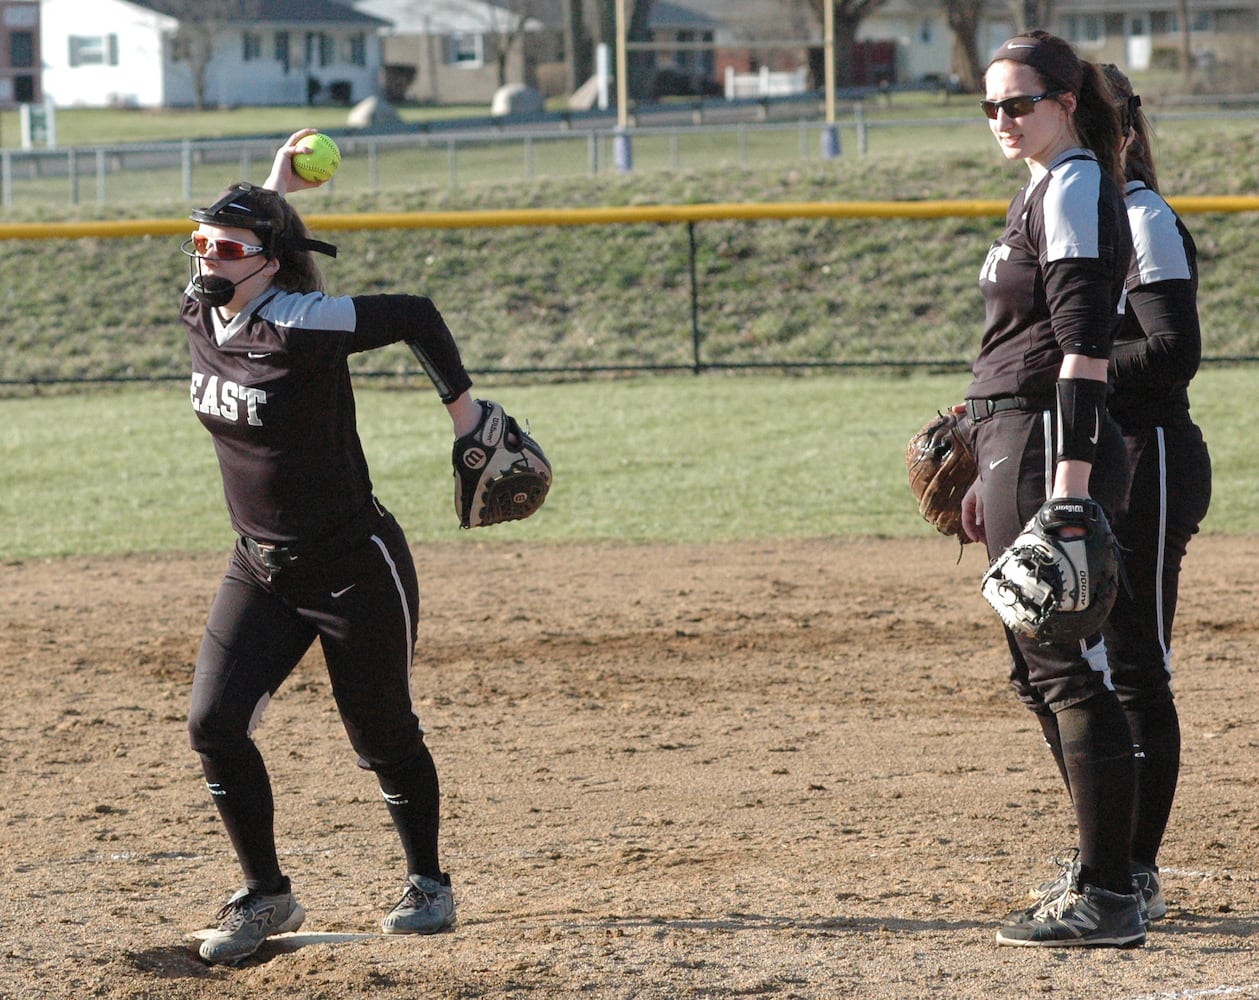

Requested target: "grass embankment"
[{"left": 1, "top": 119, "right": 1257, "bottom": 384}]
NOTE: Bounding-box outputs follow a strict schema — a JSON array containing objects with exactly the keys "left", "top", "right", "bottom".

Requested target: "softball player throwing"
[{"left": 183, "top": 130, "right": 479, "bottom": 964}]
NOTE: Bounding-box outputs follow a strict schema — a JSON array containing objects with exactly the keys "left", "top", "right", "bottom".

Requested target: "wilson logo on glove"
[
  {"left": 981, "top": 497, "right": 1119, "bottom": 644},
  {"left": 452, "top": 399, "right": 552, "bottom": 529}
]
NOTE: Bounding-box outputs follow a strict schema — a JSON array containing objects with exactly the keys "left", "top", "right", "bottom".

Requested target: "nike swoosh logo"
[
  {"left": 331, "top": 585, "right": 356, "bottom": 598},
  {"left": 1089, "top": 414, "right": 1100, "bottom": 445},
  {"left": 989, "top": 456, "right": 1009, "bottom": 470},
  {"left": 248, "top": 352, "right": 272, "bottom": 359}
]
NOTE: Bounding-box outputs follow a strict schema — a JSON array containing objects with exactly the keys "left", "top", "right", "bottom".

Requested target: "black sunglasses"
[{"left": 980, "top": 91, "right": 1066, "bottom": 120}]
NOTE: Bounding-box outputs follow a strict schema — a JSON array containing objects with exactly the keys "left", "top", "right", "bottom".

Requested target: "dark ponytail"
[
  {"left": 1101, "top": 63, "right": 1159, "bottom": 192},
  {"left": 1071, "top": 61, "right": 1125, "bottom": 188},
  {"left": 269, "top": 198, "right": 326, "bottom": 295}
]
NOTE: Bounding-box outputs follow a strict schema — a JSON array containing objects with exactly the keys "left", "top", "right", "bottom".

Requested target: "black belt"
[
  {"left": 243, "top": 501, "right": 382, "bottom": 574},
  {"left": 965, "top": 396, "right": 1051, "bottom": 423},
  {"left": 244, "top": 537, "right": 300, "bottom": 572}
]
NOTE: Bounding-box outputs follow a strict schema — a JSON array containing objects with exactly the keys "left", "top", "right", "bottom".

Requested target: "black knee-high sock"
[
  {"left": 199, "top": 743, "right": 285, "bottom": 893},
  {"left": 1126, "top": 700, "right": 1181, "bottom": 868},
  {"left": 1056, "top": 693, "right": 1135, "bottom": 895},
  {"left": 377, "top": 745, "right": 442, "bottom": 879},
  {"left": 1034, "top": 711, "right": 1072, "bottom": 798}
]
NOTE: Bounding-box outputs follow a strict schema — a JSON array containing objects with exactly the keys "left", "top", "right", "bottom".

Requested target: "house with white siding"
[
  {"left": 345, "top": 0, "right": 562, "bottom": 104},
  {"left": 667, "top": 0, "right": 1259, "bottom": 88},
  {"left": 40, "top": 0, "right": 389, "bottom": 108}
]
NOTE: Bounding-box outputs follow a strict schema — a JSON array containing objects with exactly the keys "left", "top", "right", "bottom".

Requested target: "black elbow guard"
[{"left": 1055, "top": 377, "right": 1109, "bottom": 464}]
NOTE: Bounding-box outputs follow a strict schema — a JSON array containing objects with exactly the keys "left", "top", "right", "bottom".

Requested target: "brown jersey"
[
  {"left": 183, "top": 287, "right": 472, "bottom": 544},
  {"left": 1110, "top": 181, "right": 1200, "bottom": 428},
  {"left": 968, "top": 149, "right": 1132, "bottom": 402}
]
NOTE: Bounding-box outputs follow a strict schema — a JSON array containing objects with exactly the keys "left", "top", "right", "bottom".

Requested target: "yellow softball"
[{"left": 292, "top": 133, "right": 341, "bottom": 183}]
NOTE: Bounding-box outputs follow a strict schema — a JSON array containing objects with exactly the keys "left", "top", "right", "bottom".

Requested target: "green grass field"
[{"left": 1, "top": 367, "right": 1251, "bottom": 560}]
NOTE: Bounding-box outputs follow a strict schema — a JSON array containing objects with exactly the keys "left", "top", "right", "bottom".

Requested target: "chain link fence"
[{"left": 1, "top": 110, "right": 1256, "bottom": 389}]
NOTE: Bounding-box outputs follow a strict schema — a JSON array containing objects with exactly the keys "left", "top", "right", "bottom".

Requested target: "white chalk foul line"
[{"left": 1131, "top": 985, "right": 1259, "bottom": 1000}]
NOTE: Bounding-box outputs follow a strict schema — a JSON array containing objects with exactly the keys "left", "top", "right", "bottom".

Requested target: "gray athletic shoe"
[
  {"left": 198, "top": 885, "right": 306, "bottom": 965},
  {"left": 1004, "top": 849, "right": 1080, "bottom": 923},
  {"left": 381, "top": 873, "right": 457, "bottom": 934},
  {"left": 1131, "top": 861, "right": 1168, "bottom": 922},
  {"left": 996, "top": 880, "right": 1147, "bottom": 948}
]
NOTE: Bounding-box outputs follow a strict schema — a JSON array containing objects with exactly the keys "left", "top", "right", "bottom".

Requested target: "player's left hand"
[
  {"left": 980, "top": 497, "right": 1120, "bottom": 643},
  {"left": 962, "top": 480, "right": 985, "bottom": 545},
  {"left": 452, "top": 400, "right": 552, "bottom": 529},
  {"left": 906, "top": 405, "right": 978, "bottom": 543}
]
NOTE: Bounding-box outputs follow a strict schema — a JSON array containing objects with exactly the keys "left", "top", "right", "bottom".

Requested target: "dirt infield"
[{"left": 4, "top": 536, "right": 1258, "bottom": 1000}]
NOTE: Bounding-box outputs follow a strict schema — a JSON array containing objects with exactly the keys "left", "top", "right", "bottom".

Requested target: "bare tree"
[
  {"left": 163, "top": 0, "right": 261, "bottom": 110},
  {"left": 1007, "top": 0, "right": 1054, "bottom": 34},
  {"left": 803, "top": 0, "right": 895, "bottom": 89},
  {"left": 433, "top": 0, "right": 541, "bottom": 88},
  {"left": 561, "top": 0, "right": 590, "bottom": 92},
  {"left": 626, "top": 0, "right": 654, "bottom": 99},
  {"left": 945, "top": 0, "right": 986, "bottom": 91},
  {"left": 1176, "top": 0, "right": 1194, "bottom": 84}
]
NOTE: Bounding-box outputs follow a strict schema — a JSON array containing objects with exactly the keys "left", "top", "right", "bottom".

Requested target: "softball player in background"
[{"left": 1099, "top": 64, "right": 1213, "bottom": 923}]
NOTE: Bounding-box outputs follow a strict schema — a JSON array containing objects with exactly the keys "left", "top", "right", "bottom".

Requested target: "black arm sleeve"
[
  {"left": 351, "top": 294, "right": 473, "bottom": 403},
  {"left": 1112, "top": 279, "right": 1201, "bottom": 391},
  {"left": 1042, "top": 257, "right": 1120, "bottom": 359}
]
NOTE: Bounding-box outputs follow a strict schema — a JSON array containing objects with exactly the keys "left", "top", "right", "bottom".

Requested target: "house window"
[
  {"left": 320, "top": 33, "right": 335, "bottom": 67},
  {"left": 14, "top": 73, "right": 34, "bottom": 102},
  {"left": 243, "top": 32, "right": 261, "bottom": 62},
  {"left": 675, "top": 30, "right": 693, "bottom": 71},
  {"left": 1063, "top": 14, "right": 1103, "bottom": 44},
  {"left": 448, "top": 32, "right": 483, "bottom": 68},
  {"left": 345, "top": 32, "right": 366, "bottom": 67},
  {"left": 1190, "top": 10, "right": 1214, "bottom": 31},
  {"left": 69, "top": 34, "right": 119, "bottom": 67},
  {"left": 275, "top": 31, "right": 290, "bottom": 73},
  {"left": 3, "top": 5, "right": 38, "bottom": 29},
  {"left": 1151, "top": 11, "right": 1176, "bottom": 34},
  {"left": 10, "top": 29, "right": 34, "bottom": 67},
  {"left": 918, "top": 19, "right": 933, "bottom": 44}
]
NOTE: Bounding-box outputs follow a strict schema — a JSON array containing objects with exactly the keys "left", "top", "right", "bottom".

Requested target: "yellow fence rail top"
[{"left": 0, "top": 196, "right": 1255, "bottom": 240}]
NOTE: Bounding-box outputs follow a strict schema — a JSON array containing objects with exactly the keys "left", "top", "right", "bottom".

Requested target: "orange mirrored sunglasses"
[{"left": 183, "top": 233, "right": 266, "bottom": 260}]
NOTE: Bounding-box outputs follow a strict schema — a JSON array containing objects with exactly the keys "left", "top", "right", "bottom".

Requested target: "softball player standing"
[
  {"left": 1099, "top": 65, "right": 1213, "bottom": 922},
  {"left": 959, "top": 33, "right": 1144, "bottom": 947}
]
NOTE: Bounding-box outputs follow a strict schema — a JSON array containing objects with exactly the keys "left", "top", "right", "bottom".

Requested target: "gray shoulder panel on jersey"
[
  {"left": 258, "top": 290, "right": 357, "bottom": 332},
  {"left": 1125, "top": 186, "right": 1192, "bottom": 285},
  {"left": 1040, "top": 154, "right": 1102, "bottom": 263}
]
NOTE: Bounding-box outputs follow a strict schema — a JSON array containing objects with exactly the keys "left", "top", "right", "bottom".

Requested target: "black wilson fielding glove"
[
  {"left": 452, "top": 400, "right": 552, "bottom": 529},
  {"left": 980, "top": 497, "right": 1120, "bottom": 644}
]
